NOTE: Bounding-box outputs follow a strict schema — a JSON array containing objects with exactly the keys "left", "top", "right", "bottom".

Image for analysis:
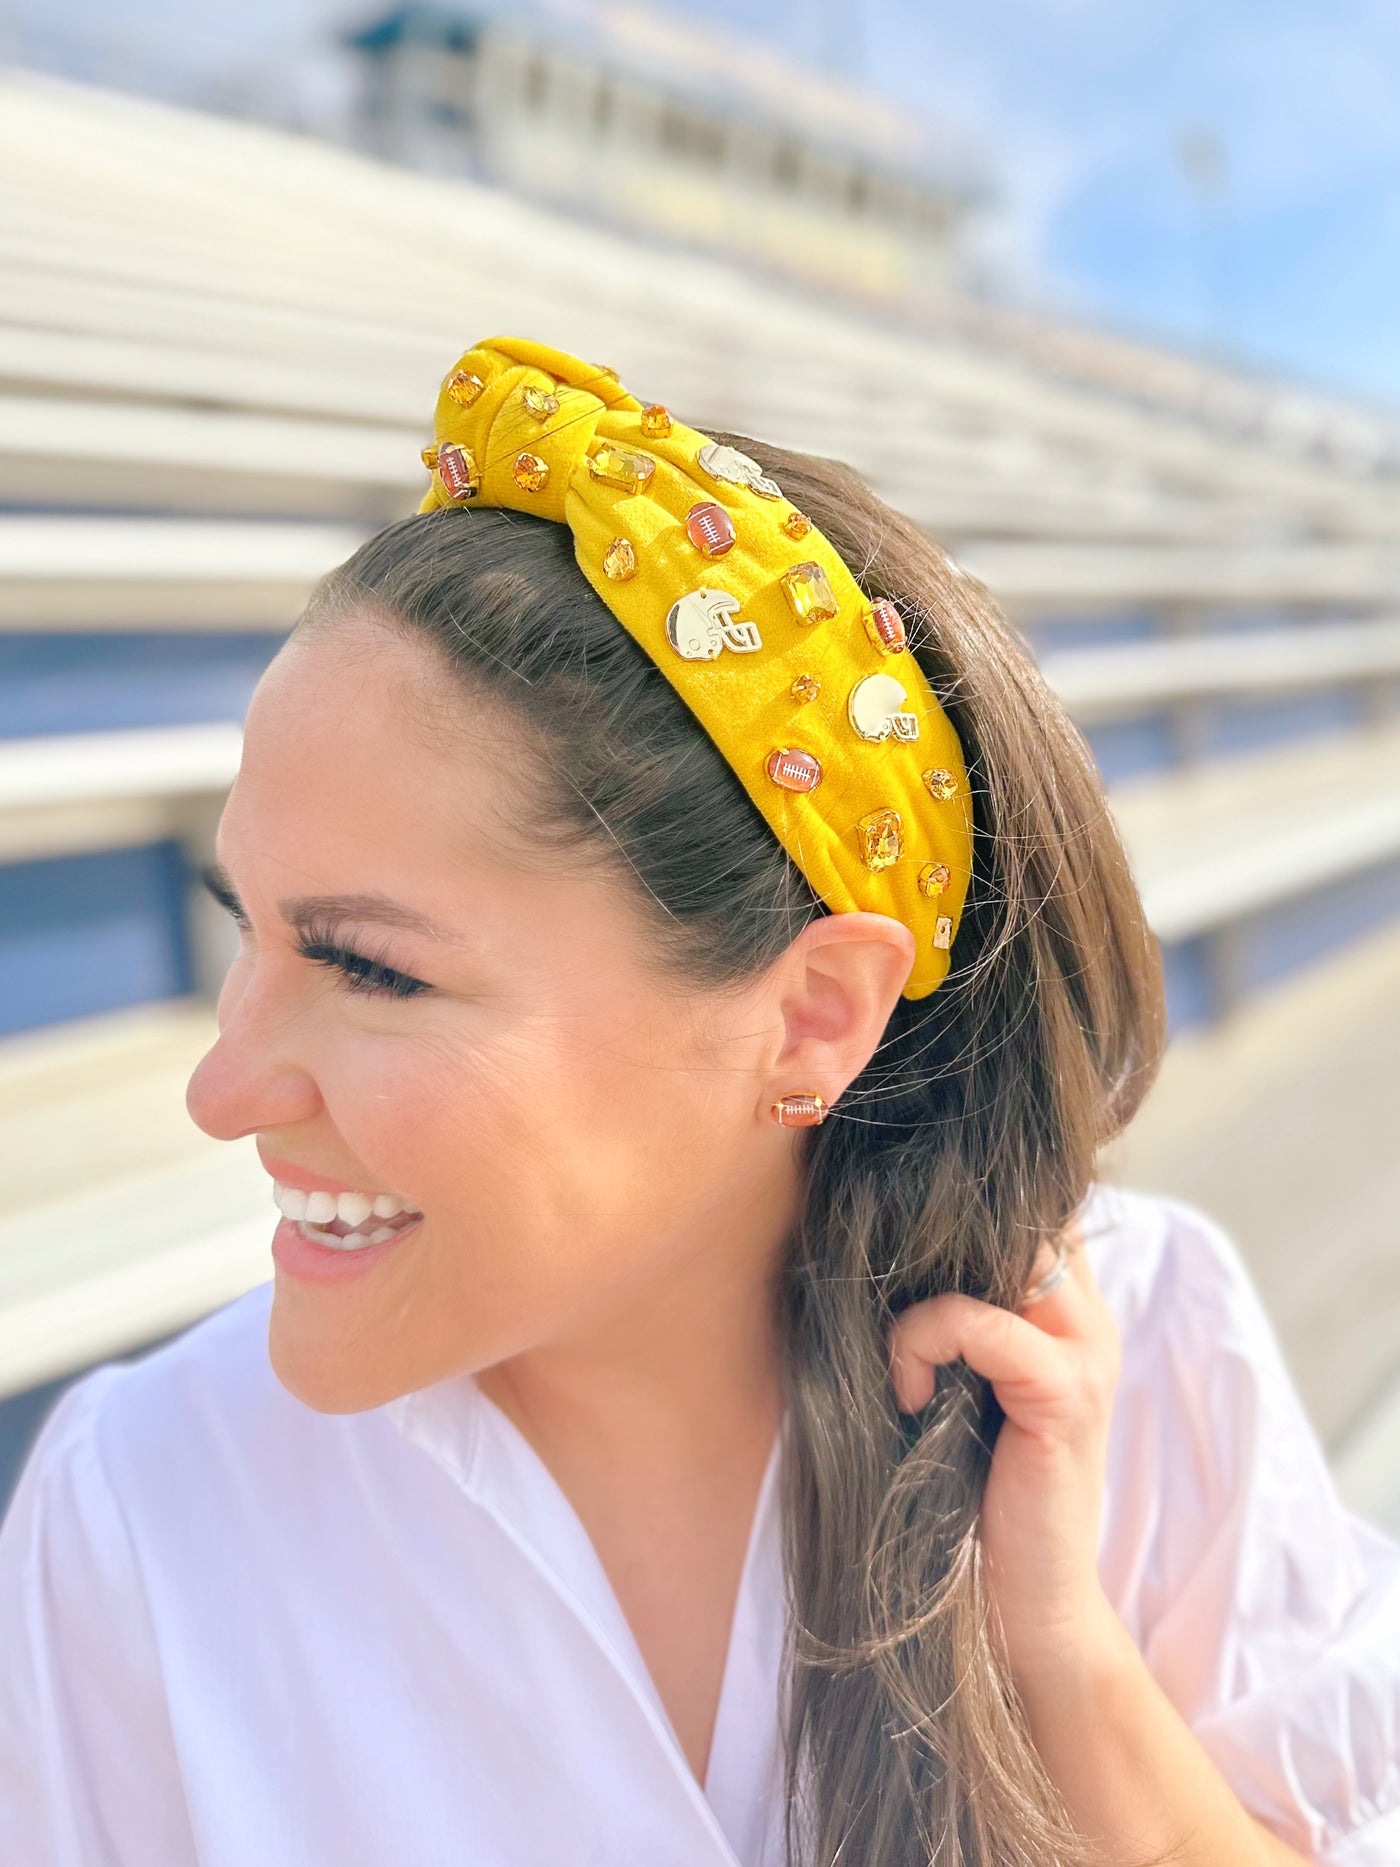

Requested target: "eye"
[
  {"left": 199, "top": 867, "right": 431, "bottom": 1001},
  {"left": 293, "top": 936, "right": 430, "bottom": 1001}
]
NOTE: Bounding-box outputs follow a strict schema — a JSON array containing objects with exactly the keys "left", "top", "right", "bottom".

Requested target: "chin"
[{"left": 266, "top": 1292, "right": 405, "bottom": 1415}]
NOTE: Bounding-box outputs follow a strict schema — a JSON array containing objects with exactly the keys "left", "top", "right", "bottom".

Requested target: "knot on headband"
[{"left": 419, "top": 334, "right": 973, "bottom": 1000}]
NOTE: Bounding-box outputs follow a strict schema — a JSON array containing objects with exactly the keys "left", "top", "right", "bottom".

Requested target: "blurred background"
[{"left": 0, "top": 0, "right": 1397, "bottom": 1528}]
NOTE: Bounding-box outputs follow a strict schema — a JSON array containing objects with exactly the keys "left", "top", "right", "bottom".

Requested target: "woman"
[{"left": 1, "top": 336, "right": 1396, "bottom": 1866}]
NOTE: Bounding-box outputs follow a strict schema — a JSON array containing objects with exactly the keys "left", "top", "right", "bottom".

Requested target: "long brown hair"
[{"left": 298, "top": 432, "right": 1168, "bottom": 1866}]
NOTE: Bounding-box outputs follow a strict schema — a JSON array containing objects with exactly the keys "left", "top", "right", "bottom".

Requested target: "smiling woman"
[{"left": 0, "top": 340, "right": 1397, "bottom": 1867}]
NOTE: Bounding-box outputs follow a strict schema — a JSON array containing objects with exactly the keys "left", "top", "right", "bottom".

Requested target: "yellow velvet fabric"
[{"left": 418, "top": 335, "right": 973, "bottom": 999}]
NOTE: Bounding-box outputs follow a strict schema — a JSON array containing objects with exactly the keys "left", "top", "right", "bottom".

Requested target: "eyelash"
[
  {"left": 295, "top": 921, "right": 431, "bottom": 1001},
  {"left": 205, "top": 877, "right": 431, "bottom": 1001}
]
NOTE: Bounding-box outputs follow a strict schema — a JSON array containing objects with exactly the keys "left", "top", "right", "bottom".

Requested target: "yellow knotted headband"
[{"left": 418, "top": 335, "right": 973, "bottom": 999}]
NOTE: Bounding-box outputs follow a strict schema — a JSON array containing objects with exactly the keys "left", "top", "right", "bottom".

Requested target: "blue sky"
[
  {"left": 720, "top": 0, "right": 1400, "bottom": 409},
  {"left": 11, "top": 0, "right": 1400, "bottom": 409}
]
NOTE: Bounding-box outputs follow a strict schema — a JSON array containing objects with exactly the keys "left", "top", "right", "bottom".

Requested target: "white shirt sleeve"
[
  {"left": 0, "top": 1366, "right": 198, "bottom": 1866},
  {"left": 1100, "top": 1192, "right": 1400, "bottom": 1864}
]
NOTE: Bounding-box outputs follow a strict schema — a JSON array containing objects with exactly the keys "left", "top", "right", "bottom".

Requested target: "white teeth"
[
  {"left": 299, "top": 1223, "right": 375, "bottom": 1252},
  {"left": 274, "top": 1181, "right": 423, "bottom": 1234},
  {"left": 294, "top": 1213, "right": 423, "bottom": 1252},
  {"left": 274, "top": 1185, "right": 308, "bottom": 1221}
]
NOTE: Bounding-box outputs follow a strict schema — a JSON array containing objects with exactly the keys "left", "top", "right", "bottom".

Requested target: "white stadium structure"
[{"left": 0, "top": 37, "right": 1397, "bottom": 1528}]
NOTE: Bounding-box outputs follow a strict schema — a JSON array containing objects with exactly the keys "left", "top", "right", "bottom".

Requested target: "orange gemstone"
[
  {"left": 512, "top": 451, "right": 549, "bottom": 492},
  {"left": 923, "top": 768, "right": 958, "bottom": 800},
  {"left": 782, "top": 511, "right": 812, "bottom": 539},
  {"left": 766, "top": 747, "right": 823, "bottom": 792},
  {"left": 444, "top": 370, "right": 485, "bottom": 407},
  {"left": 781, "top": 561, "right": 839, "bottom": 625},
  {"left": 641, "top": 404, "right": 673, "bottom": 437},
  {"left": 771, "top": 1092, "right": 827, "bottom": 1127},
  {"left": 522, "top": 385, "right": 559, "bottom": 419},
  {"left": 436, "top": 442, "right": 480, "bottom": 502},
  {"left": 933, "top": 916, "right": 954, "bottom": 950},
  {"left": 865, "top": 599, "right": 907, "bottom": 655},
  {"left": 856, "top": 808, "right": 903, "bottom": 871},
  {"left": 602, "top": 537, "right": 637, "bottom": 581},
  {"left": 685, "top": 501, "right": 737, "bottom": 557},
  {"left": 918, "top": 863, "right": 951, "bottom": 898},
  {"left": 789, "top": 673, "right": 821, "bottom": 703}
]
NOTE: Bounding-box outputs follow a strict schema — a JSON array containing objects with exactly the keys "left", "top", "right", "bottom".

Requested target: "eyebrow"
[{"left": 201, "top": 862, "right": 454, "bottom": 942}]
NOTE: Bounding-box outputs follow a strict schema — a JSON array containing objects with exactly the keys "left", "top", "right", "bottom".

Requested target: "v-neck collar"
[{"left": 385, "top": 1372, "right": 790, "bottom": 1866}]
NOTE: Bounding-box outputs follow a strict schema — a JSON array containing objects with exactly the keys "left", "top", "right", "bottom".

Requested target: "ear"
[{"left": 762, "top": 912, "right": 916, "bottom": 1113}]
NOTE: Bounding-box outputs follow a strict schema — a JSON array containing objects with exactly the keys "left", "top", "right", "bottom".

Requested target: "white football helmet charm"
[
  {"left": 847, "top": 672, "right": 920, "bottom": 743},
  {"left": 666, "top": 588, "right": 764, "bottom": 660},
  {"left": 696, "top": 441, "right": 783, "bottom": 501}
]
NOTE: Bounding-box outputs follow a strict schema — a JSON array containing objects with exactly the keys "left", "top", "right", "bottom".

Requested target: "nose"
[{"left": 186, "top": 968, "right": 323, "bottom": 1143}]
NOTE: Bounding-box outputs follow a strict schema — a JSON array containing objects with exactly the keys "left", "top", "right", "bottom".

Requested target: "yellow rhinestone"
[
  {"left": 782, "top": 511, "right": 812, "bottom": 540},
  {"left": 923, "top": 768, "right": 958, "bottom": 800},
  {"left": 588, "top": 444, "right": 656, "bottom": 493},
  {"left": 918, "top": 863, "right": 951, "bottom": 898},
  {"left": 513, "top": 452, "right": 550, "bottom": 492},
  {"left": 641, "top": 404, "right": 673, "bottom": 438},
  {"left": 602, "top": 537, "right": 637, "bottom": 581},
  {"left": 789, "top": 673, "right": 821, "bottom": 703},
  {"left": 593, "top": 362, "right": 620, "bottom": 383},
  {"left": 420, "top": 444, "right": 439, "bottom": 471},
  {"left": 522, "top": 385, "right": 560, "bottom": 419},
  {"left": 856, "top": 809, "right": 903, "bottom": 872},
  {"left": 781, "top": 561, "right": 839, "bottom": 626},
  {"left": 933, "top": 916, "right": 954, "bottom": 950},
  {"left": 444, "top": 370, "right": 485, "bottom": 407}
]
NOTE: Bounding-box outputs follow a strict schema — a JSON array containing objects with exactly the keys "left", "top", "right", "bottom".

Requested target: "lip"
[
  {"left": 258, "top": 1151, "right": 395, "bottom": 1199},
  {"left": 270, "top": 1213, "right": 425, "bottom": 1284}
]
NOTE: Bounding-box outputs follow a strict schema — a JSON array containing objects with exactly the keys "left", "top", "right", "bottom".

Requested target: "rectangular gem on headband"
[
  {"left": 587, "top": 445, "right": 656, "bottom": 493},
  {"left": 781, "top": 562, "right": 840, "bottom": 625}
]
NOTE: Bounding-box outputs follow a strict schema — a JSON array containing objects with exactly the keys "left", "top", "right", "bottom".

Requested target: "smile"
[{"left": 273, "top": 1182, "right": 426, "bottom": 1254}]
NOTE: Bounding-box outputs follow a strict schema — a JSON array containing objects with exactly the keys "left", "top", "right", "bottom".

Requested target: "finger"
[
  {"left": 1066, "top": 1234, "right": 1097, "bottom": 1292},
  {"left": 1060, "top": 1226, "right": 1116, "bottom": 1317},
  {"left": 1065, "top": 1239, "right": 1122, "bottom": 1374},
  {"left": 1023, "top": 1231, "right": 1123, "bottom": 1393},
  {"left": 890, "top": 1293, "right": 1065, "bottom": 1412},
  {"left": 1016, "top": 1233, "right": 1093, "bottom": 1333},
  {"left": 1021, "top": 1235, "right": 1069, "bottom": 1299}
]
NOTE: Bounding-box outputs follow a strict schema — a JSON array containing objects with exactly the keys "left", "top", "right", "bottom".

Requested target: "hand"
[{"left": 888, "top": 1217, "right": 1123, "bottom": 1679}]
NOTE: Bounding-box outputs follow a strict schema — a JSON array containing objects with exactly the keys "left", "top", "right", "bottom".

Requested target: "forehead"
[
  {"left": 218, "top": 617, "right": 681, "bottom": 1002},
  {"left": 221, "top": 620, "right": 521, "bottom": 889}
]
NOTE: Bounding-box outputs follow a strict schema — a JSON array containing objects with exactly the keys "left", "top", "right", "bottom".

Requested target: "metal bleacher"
[{"left": 1, "top": 67, "right": 1398, "bottom": 1518}]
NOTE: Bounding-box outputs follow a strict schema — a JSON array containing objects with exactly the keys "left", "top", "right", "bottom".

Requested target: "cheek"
[
  {"left": 336, "top": 1016, "right": 688, "bottom": 1251},
  {"left": 316, "top": 1025, "right": 483, "bottom": 1195}
]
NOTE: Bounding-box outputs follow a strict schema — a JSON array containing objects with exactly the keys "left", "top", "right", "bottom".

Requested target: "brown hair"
[{"left": 299, "top": 433, "right": 1168, "bottom": 1866}]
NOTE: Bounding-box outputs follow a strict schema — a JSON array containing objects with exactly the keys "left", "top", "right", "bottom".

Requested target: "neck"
[{"left": 475, "top": 1189, "right": 792, "bottom": 1498}]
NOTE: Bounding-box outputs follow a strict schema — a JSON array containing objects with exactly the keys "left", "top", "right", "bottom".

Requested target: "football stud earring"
[{"left": 770, "top": 1092, "right": 828, "bottom": 1127}]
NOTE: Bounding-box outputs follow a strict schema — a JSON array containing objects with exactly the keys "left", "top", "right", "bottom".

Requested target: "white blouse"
[{"left": 1, "top": 1181, "right": 1397, "bottom": 1865}]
